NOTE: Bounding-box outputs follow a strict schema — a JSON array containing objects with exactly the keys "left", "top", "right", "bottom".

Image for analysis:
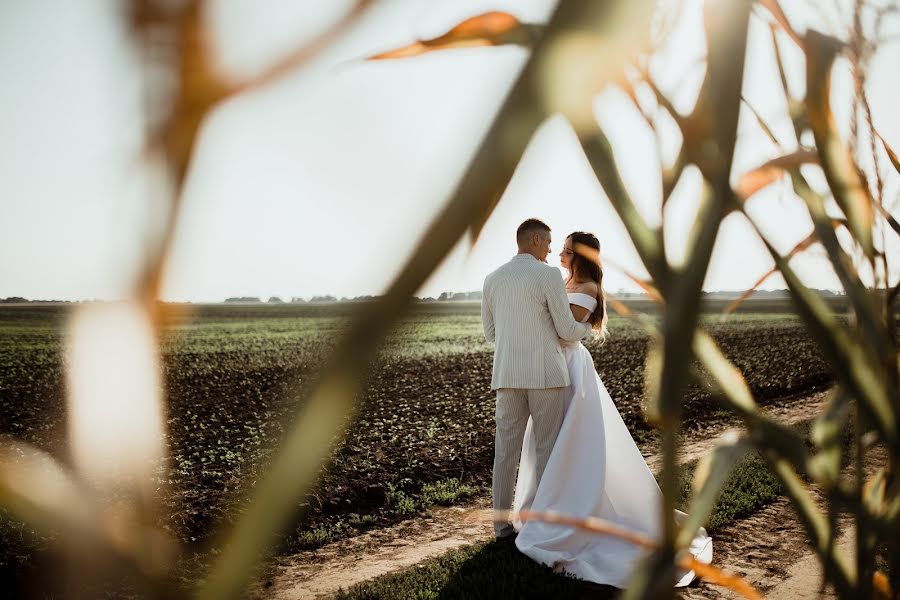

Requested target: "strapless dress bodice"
[{"left": 567, "top": 292, "right": 597, "bottom": 323}]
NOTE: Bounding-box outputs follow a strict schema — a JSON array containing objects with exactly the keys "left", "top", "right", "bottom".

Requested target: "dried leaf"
[
  {"left": 722, "top": 268, "right": 777, "bottom": 317},
  {"left": 756, "top": 230, "right": 896, "bottom": 446},
  {"left": 495, "top": 509, "right": 655, "bottom": 548},
  {"left": 863, "top": 469, "right": 888, "bottom": 516},
  {"left": 593, "top": 251, "right": 663, "bottom": 303},
  {"left": 680, "top": 555, "right": 763, "bottom": 600},
  {"left": 741, "top": 96, "right": 783, "bottom": 148},
  {"left": 768, "top": 23, "right": 793, "bottom": 102},
  {"left": 606, "top": 296, "right": 633, "bottom": 318},
  {"left": 735, "top": 150, "right": 818, "bottom": 202},
  {"left": 873, "top": 570, "right": 894, "bottom": 600},
  {"left": 877, "top": 131, "right": 900, "bottom": 176},
  {"left": 758, "top": 0, "right": 803, "bottom": 48},
  {"left": 805, "top": 29, "right": 875, "bottom": 258},
  {"left": 368, "top": 12, "right": 539, "bottom": 60},
  {"left": 722, "top": 230, "right": 817, "bottom": 317}
]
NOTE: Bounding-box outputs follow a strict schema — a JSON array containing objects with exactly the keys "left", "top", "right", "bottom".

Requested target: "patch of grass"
[
  {"left": 385, "top": 482, "right": 417, "bottom": 517},
  {"left": 294, "top": 521, "right": 350, "bottom": 547},
  {"left": 419, "top": 478, "right": 480, "bottom": 507},
  {"left": 678, "top": 453, "right": 782, "bottom": 532},
  {"left": 385, "top": 478, "right": 482, "bottom": 518},
  {"left": 293, "top": 513, "right": 381, "bottom": 548},
  {"left": 293, "top": 479, "right": 483, "bottom": 550}
]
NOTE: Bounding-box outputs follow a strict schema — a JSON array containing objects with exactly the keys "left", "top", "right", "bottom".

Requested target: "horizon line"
[{"left": 0, "top": 288, "right": 853, "bottom": 304}]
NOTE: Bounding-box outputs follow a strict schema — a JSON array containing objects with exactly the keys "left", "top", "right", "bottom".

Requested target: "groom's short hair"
[{"left": 516, "top": 218, "right": 550, "bottom": 245}]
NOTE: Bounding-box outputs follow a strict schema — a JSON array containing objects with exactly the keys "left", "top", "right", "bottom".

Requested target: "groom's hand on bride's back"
[{"left": 543, "top": 268, "right": 592, "bottom": 342}]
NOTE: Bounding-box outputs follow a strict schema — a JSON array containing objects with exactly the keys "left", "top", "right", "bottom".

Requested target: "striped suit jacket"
[{"left": 481, "top": 254, "right": 593, "bottom": 390}]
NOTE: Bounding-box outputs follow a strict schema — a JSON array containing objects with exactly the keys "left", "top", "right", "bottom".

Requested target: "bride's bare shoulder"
[{"left": 567, "top": 280, "right": 599, "bottom": 295}]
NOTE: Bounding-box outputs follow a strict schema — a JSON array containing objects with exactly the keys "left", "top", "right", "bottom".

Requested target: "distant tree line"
[
  {"left": 435, "top": 291, "right": 483, "bottom": 301},
  {"left": 223, "top": 295, "right": 379, "bottom": 304},
  {"left": 0, "top": 297, "right": 73, "bottom": 303},
  {"left": 0, "top": 289, "right": 852, "bottom": 305}
]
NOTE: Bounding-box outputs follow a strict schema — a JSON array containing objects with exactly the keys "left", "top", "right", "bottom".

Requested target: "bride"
[{"left": 511, "top": 231, "right": 713, "bottom": 588}]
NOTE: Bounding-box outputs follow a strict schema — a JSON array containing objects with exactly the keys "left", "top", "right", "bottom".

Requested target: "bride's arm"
[{"left": 569, "top": 303, "right": 591, "bottom": 323}]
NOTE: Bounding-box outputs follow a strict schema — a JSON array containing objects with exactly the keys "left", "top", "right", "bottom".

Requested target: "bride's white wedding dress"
[{"left": 512, "top": 292, "right": 713, "bottom": 588}]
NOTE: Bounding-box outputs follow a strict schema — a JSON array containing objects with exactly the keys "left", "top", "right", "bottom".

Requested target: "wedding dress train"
[{"left": 512, "top": 293, "right": 713, "bottom": 588}]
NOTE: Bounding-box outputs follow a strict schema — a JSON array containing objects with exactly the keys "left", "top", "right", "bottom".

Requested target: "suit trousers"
[{"left": 492, "top": 386, "right": 566, "bottom": 537}]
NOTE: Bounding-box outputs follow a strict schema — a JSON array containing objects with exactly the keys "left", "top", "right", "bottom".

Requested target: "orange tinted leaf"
[
  {"left": 494, "top": 509, "right": 655, "bottom": 548},
  {"left": 722, "top": 230, "right": 817, "bottom": 317},
  {"left": 779, "top": 229, "right": 819, "bottom": 259},
  {"left": 679, "top": 555, "right": 763, "bottom": 600},
  {"left": 736, "top": 150, "right": 818, "bottom": 201},
  {"left": 758, "top": 0, "right": 803, "bottom": 48},
  {"left": 607, "top": 296, "right": 633, "bottom": 318},
  {"left": 722, "top": 268, "right": 777, "bottom": 317},
  {"left": 873, "top": 570, "right": 894, "bottom": 600},
  {"left": 369, "top": 12, "right": 538, "bottom": 60},
  {"left": 576, "top": 245, "right": 662, "bottom": 303},
  {"left": 876, "top": 131, "right": 900, "bottom": 177}
]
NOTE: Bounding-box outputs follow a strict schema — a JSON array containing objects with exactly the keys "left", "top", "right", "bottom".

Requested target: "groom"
[{"left": 481, "top": 218, "right": 593, "bottom": 539}]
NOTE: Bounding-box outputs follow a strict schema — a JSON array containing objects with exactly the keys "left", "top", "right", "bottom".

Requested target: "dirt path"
[
  {"left": 679, "top": 496, "right": 854, "bottom": 599},
  {"left": 681, "top": 451, "right": 884, "bottom": 600},
  {"left": 261, "top": 389, "right": 831, "bottom": 600}
]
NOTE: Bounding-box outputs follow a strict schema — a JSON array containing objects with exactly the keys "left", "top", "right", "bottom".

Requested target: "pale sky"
[{"left": 1, "top": 0, "right": 898, "bottom": 301}]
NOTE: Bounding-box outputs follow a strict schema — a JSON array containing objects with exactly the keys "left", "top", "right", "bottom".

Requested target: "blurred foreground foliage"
[{"left": 1, "top": 1, "right": 899, "bottom": 599}]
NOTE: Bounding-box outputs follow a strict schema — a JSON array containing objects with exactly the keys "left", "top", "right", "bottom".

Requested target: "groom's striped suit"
[{"left": 481, "top": 253, "right": 592, "bottom": 537}]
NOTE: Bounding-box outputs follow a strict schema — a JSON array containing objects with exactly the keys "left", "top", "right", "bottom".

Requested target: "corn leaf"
[
  {"left": 876, "top": 131, "right": 900, "bottom": 176},
  {"left": 735, "top": 150, "right": 818, "bottom": 201},
  {"left": 805, "top": 29, "right": 875, "bottom": 258},
  {"left": 368, "top": 12, "right": 541, "bottom": 60},
  {"left": 759, "top": 0, "right": 804, "bottom": 48},
  {"left": 679, "top": 433, "right": 751, "bottom": 549},
  {"left": 756, "top": 233, "right": 896, "bottom": 449}
]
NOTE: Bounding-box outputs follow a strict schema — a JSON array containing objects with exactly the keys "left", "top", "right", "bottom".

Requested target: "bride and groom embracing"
[{"left": 481, "top": 218, "right": 713, "bottom": 589}]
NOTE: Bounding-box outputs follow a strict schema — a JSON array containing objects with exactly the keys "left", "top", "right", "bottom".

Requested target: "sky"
[{"left": 1, "top": 0, "right": 899, "bottom": 301}]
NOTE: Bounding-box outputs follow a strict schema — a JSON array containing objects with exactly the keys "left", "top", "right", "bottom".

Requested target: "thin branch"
[{"left": 741, "top": 96, "right": 786, "bottom": 149}]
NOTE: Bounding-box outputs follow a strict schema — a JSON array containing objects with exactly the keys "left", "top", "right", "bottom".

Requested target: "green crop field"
[{"left": 0, "top": 299, "right": 848, "bottom": 585}]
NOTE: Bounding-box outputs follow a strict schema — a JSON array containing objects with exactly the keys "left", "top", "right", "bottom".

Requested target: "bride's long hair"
[{"left": 566, "top": 231, "right": 608, "bottom": 339}]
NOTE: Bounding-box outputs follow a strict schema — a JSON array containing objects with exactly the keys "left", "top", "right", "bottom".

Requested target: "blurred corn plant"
[
  {"left": 1, "top": 1, "right": 899, "bottom": 599},
  {"left": 370, "top": 0, "right": 900, "bottom": 598}
]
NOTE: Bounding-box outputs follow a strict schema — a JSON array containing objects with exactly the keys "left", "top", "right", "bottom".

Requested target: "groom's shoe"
[{"left": 496, "top": 532, "right": 518, "bottom": 546}]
